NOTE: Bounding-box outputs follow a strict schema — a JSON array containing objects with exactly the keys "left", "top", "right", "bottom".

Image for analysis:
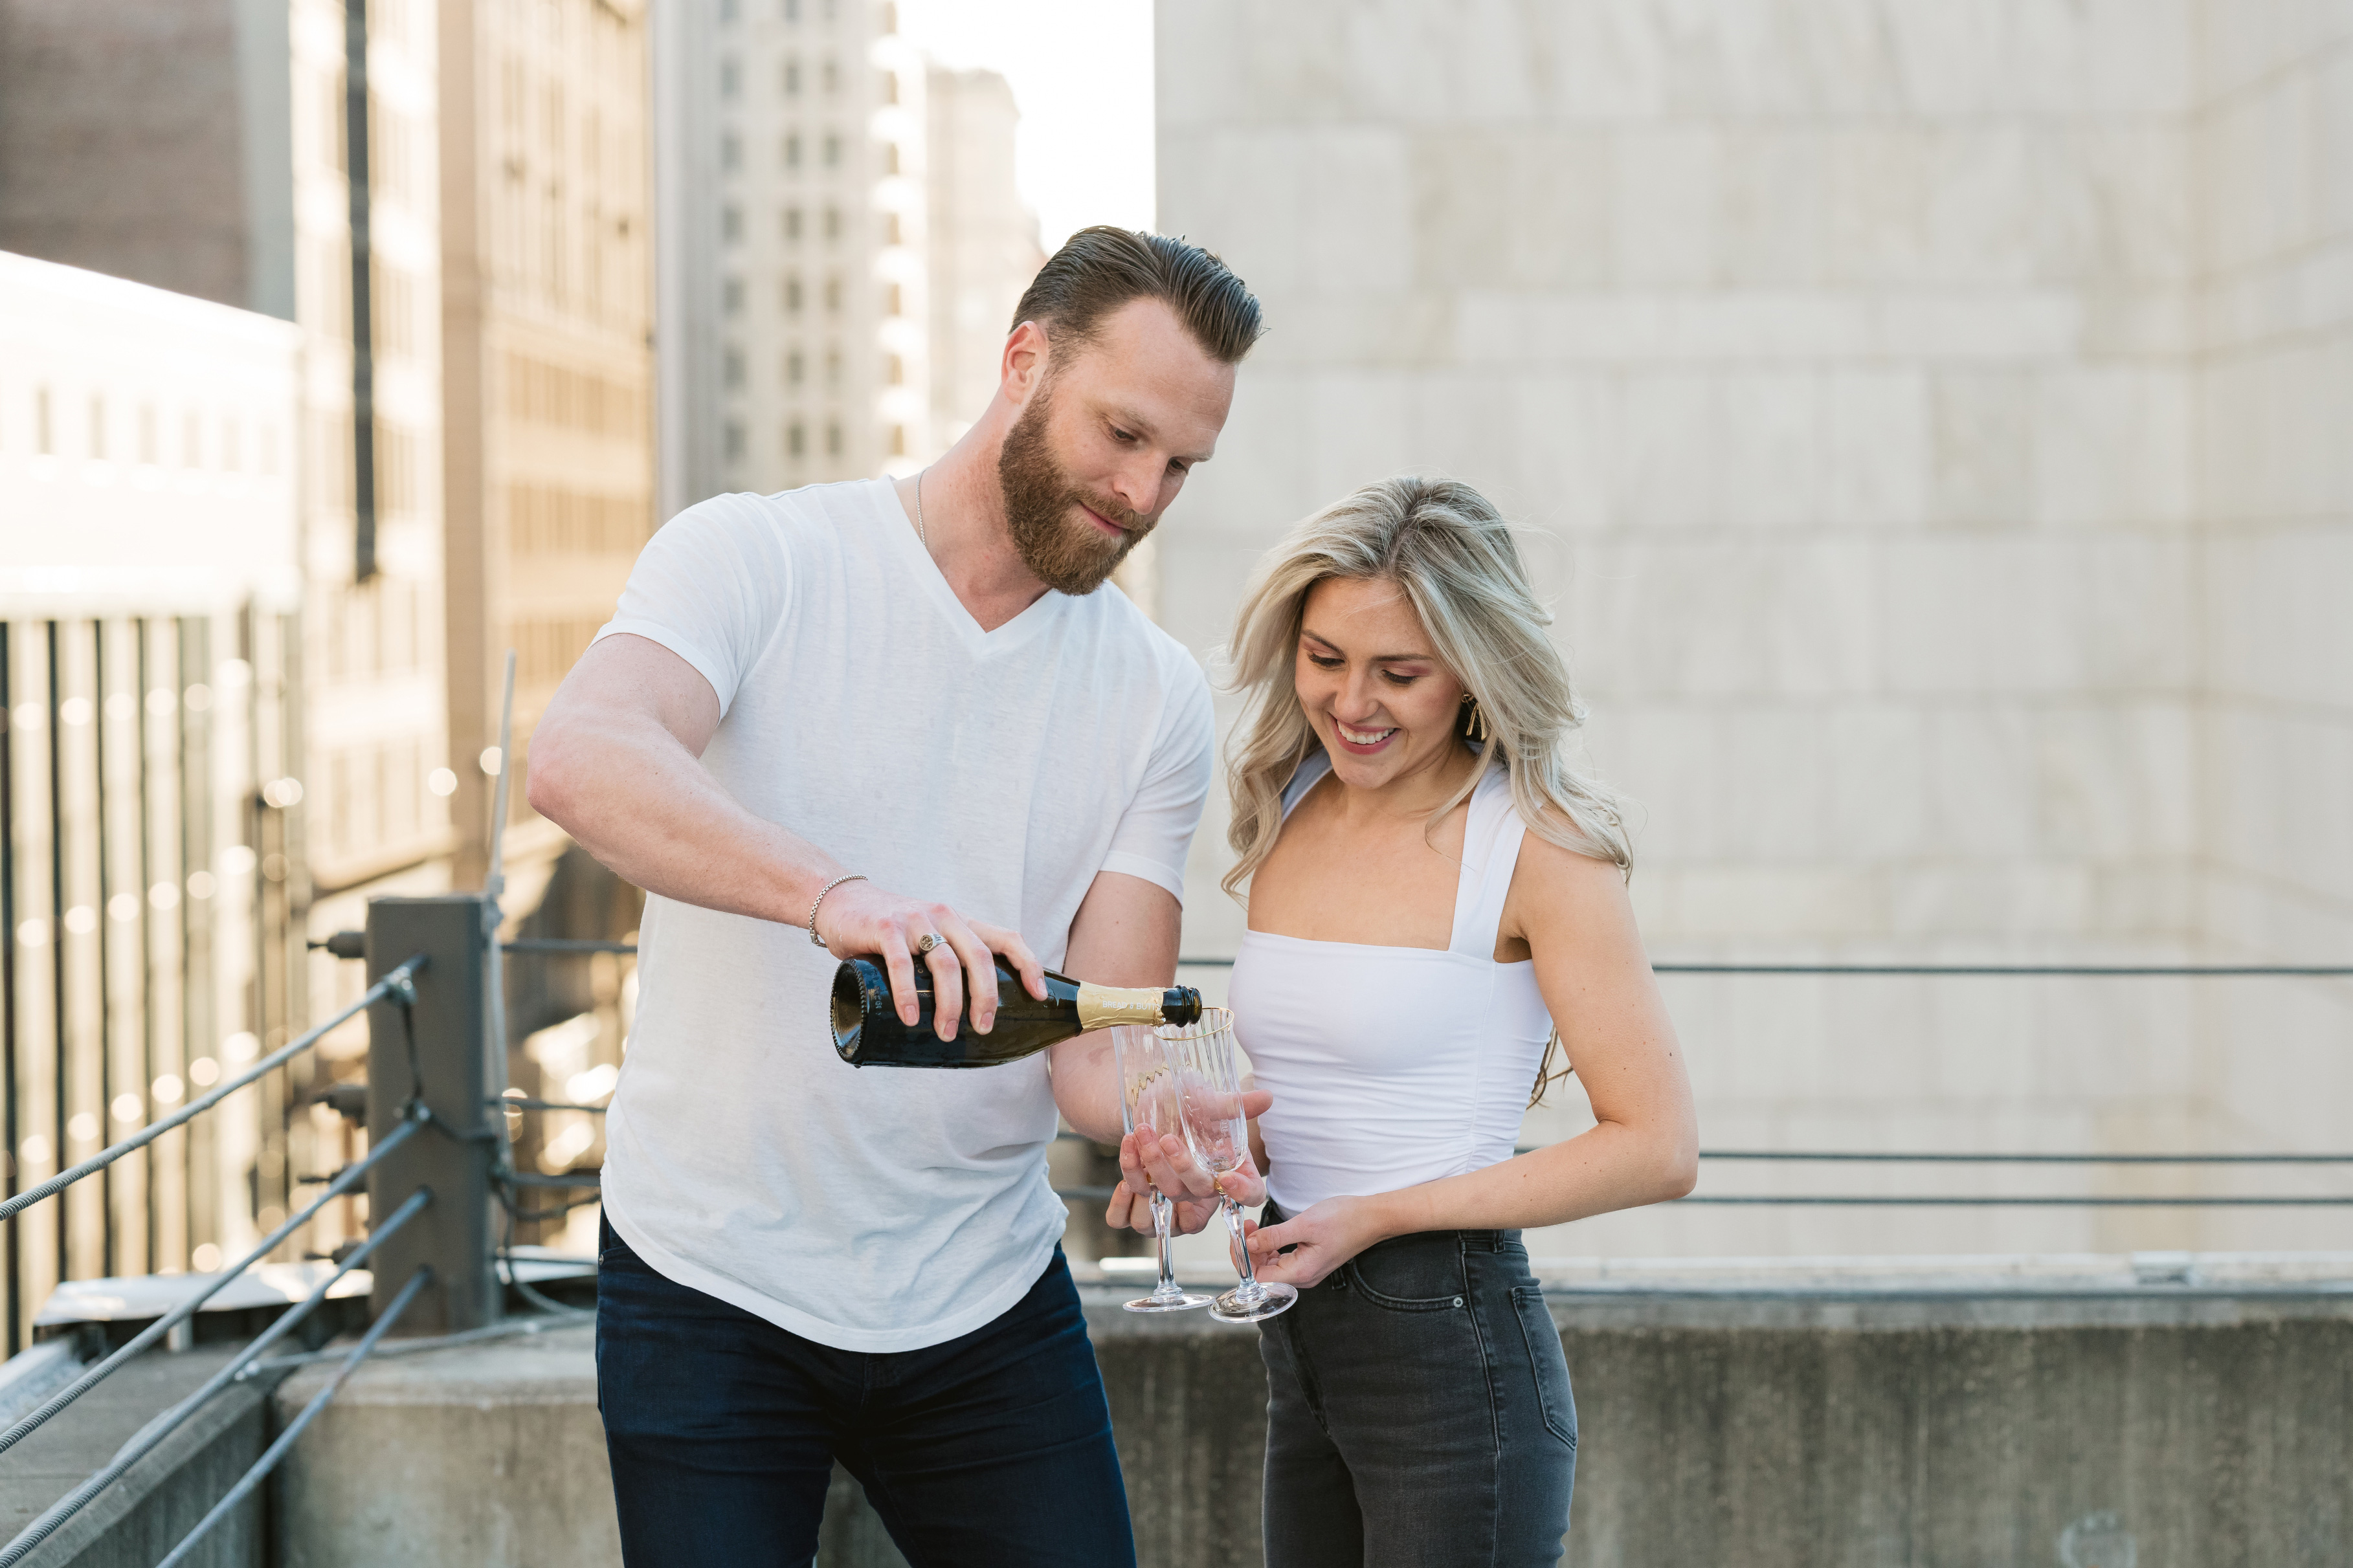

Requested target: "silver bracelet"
[{"left": 807, "top": 874, "right": 866, "bottom": 947}]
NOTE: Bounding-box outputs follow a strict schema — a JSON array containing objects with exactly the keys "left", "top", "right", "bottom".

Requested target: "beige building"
[
  {"left": 438, "top": 0, "right": 657, "bottom": 900},
  {"left": 1157, "top": 1, "right": 2353, "bottom": 1261},
  {"left": 290, "top": 0, "right": 454, "bottom": 912}
]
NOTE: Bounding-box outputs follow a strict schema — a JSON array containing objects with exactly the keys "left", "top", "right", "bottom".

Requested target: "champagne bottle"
[{"left": 831, "top": 956, "right": 1201, "bottom": 1068}]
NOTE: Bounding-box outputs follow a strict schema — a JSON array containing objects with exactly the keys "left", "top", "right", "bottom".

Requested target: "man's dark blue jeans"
[{"left": 595, "top": 1216, "right": 1136, "bottom": 1567}]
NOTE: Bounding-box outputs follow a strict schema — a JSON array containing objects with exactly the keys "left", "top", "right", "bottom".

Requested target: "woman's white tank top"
[{"left": 1230, "top": 752, "right": 1556, "bottom": 1217}]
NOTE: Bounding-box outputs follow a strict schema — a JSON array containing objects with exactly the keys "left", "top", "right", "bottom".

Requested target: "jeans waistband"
[{"left": 1264, "top": 1198, "right": 1520, "bottom": 1253}]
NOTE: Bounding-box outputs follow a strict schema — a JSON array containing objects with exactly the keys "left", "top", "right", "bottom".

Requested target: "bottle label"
[{"left": 1076, "top": 985, "right": 1171, "bottom": 1030}]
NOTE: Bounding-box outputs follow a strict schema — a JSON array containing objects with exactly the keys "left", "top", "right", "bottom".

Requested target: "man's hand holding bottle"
[{"left": 812, "top": 878, "right": 1046, "bottom": 1039}]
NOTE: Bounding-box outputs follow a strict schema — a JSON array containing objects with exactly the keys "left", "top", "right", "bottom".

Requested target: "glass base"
[
  {"left": 1210, "top": 1281, "right": 1298, "bottom": 1323},
  {"left": 1124, "top": 1287, "right": 1215, "bottom": 1314}
]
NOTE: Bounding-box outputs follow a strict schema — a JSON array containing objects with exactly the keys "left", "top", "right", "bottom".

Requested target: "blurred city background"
[{"left": 0, "top": 2, "right": 2350, "bottom": 1560}]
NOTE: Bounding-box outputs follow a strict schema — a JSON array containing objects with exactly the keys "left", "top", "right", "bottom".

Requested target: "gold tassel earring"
[{"left": 1460, "top": 691, "right": 1487, "bottom": 743}]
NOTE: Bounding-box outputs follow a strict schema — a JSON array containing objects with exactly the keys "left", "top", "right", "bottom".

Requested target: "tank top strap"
[
  {"left": 1449, "top": 766, "right": 1527, "bottom": 960},
  {"left": 1278, "top": 751, "right": 1334, "bottom": 820}
]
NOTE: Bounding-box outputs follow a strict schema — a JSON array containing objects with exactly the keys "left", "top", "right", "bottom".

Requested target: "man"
[{"left": 526, "top": 228, "right": 1264, "bottom": 1567}]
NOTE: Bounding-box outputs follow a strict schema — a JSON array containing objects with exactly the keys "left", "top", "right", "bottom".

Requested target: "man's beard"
[{"left": 996, "top": 386, "right": 1152, "bottom": 595}]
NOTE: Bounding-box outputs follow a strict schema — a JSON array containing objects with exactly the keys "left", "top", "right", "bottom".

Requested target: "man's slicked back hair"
[{"left": 1012, "top": 226, "right": 1266, "bottom": 366}]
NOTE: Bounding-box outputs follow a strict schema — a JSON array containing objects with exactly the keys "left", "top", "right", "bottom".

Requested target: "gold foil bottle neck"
[{"left": 1076, "top": 984, "right": 1170, "bottom": 1031}]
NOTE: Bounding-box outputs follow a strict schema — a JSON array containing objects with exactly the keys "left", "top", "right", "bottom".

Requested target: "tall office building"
[
  {"left": 438, "top": 0, "right": 657, "bottom": 903},
  {"left": 656, "top": 0, "right": 1036, "bottom": 513}
]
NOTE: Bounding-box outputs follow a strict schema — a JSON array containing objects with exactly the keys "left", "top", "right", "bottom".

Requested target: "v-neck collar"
[{"left": 869, "top": 480, "right": 1061, "bottom": 657}]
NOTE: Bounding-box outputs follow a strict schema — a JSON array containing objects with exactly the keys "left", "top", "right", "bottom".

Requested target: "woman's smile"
[{"left": 1331, "top": 720, "right": 1399, "bottom": 753}]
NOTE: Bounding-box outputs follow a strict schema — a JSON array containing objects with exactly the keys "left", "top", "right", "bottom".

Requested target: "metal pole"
[{"left": 365, "top": 896, "right": 497, "bottom": 1332}]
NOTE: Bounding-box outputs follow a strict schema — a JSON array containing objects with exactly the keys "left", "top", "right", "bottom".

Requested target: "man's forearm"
[
  {"left": 1050, "top": 1035, "right": 1126, "bottom": 1144},
  {"left": 533, "top": 706, "right": 838, "bottom": 927}
]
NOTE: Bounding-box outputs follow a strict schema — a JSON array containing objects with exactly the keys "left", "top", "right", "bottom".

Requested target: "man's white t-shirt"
[{"left": 589, "top": 479, "right": 1213, "bottom": 1353}]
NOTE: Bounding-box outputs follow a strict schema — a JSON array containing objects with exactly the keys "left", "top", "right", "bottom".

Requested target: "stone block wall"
[
  {"left": 2184, "top": 3, "right": 2353, "bottom": 1252},
  {"left": 1154, "top": 0, "right": 2353, "bottom": 1259}
]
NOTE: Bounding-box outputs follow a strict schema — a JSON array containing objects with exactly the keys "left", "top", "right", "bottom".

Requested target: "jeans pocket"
[
  {"left": 1344, "top": 1244, "right": 1467, "bottom": 1312},
  {"left": 1510, "top": 1286, "right": 1577, "bottom": 1449}
]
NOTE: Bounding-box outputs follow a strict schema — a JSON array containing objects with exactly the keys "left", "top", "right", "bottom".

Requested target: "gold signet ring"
[{"left": 915, "top": 932, "right": 942, "bottom": 955}]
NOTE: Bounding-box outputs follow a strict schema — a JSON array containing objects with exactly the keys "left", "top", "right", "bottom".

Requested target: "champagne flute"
[
  {"left": 1159, "top": 1008, "right": 1296, "bottom": 1324},
  {"left": 1110, "top": 1025, "right": 1213, "bottom": 1314}
]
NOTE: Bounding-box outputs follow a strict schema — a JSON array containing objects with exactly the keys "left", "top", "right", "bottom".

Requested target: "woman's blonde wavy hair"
[{"left": 1220, "top": 476, "right": 1633, "bottom": 1104}]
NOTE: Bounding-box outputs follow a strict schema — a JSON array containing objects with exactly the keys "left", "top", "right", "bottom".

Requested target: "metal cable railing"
[
  {"left": 0, "top": 1187, "right": 433, "bottom": 1566},
  {"left": 0, "top": 959, "right": 422, "bottom": 1228},
  {"left": 0, "top": 951, "right": 450, "bottom": 1568},
  {"left": 1075, "top": 958, "right": 2353, "bottom": 1210},
  {"left": 514, "top": 947, "right": 2353, "bottom": 977},
  {"left": 153, "top": 1264, "right": 434, "bottom": 1568}
]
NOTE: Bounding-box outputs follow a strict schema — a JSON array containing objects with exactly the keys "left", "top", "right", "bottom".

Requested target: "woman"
[{"left": 1110, "top": 476, "right": 1697, "bottom": 1566}]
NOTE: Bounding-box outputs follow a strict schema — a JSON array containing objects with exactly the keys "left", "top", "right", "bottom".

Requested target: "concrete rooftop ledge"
[
  {"left": 1075, "top": 1248, "right": 2353, "bottom": 1327},
  {"left": 260, "top": 1264, "right": 2353, "bottom": 1568}
]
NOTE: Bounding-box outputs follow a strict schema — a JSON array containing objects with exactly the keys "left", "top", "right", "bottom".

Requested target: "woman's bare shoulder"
[{"left": 1502, "top": 804, "right": 1637, "bottom": 943}]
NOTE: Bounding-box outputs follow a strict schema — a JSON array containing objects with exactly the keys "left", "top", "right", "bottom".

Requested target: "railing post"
[{"left": 364, "top": 895, "right": 500, "bottom": 1333}]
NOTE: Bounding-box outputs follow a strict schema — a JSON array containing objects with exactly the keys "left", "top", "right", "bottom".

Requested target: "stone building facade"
[{"left": 1155, "top": 1, "right": 2353, "bottom": 1258}]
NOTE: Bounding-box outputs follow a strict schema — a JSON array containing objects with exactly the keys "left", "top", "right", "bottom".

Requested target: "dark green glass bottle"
[{"left": 831, "top": 956, "right": 1202, "bottom": 1068}]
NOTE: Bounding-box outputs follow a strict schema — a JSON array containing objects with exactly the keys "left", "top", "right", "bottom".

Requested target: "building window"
[
  {"left": 886, "top": 353, "right": 903, "bottom": 386},
  {"left": 785, "top": 276, "right": 803, "bottom": 312},
  {"left": 825, "top": 421, "right": 841, "bottom": 456},
  {"left": 889, "top": 425, "right": 906, "bottom": 456},
  {"left": 823, "top": 133, "right": 840, "bottom": 167},
  {"left": 783, "top": 206, "right": 802, "bottom": 240},
  {"left": 824, "top": 204, "right": 841, "bottom": 241},
  {"left": 783, "top": 133, "right": 801, "bottom": 169},
  {"left": 824, "top": 276, "right": 841, "bottom": 312},
  {"left": 724, "top": 276, "right": 745, "bottom": 313},
  {"left": 722, "top": 205, "right": 743, "bottom": 244},
  {"left": 884, "top": 282, "right": 902, "bottom": 316},
  {"left": 880, "top": 1, "right": 896, "bottom": 31},
  {"left": 724, "top": 346, "right": 745, "bottom": 388},
  {"left": 786, "top": 349, "right": 805, "bottom": 384},
  {"left": 783, "top": 56, "right": 799, "bottom": 94},
  {"left": 720, "top": 56, "right": 740, "bottom": 98},
  {"left": 883, "top": 212, "right": 901, "bottom": 245},
  {"left": 720, "top": 131, "right": 741, "bottom": 170},
  {"left": 821, "top": 58, "right": 838, "bottom": 94},
  {"left": 788, "top": 421, "right": 805, "bottom": 456},
  {"left": 725, "top": 421, "right": 746, "bottom": 461},
  {"left": 720, "top": 0, "right": 739, "bottom": 21},
  {"left": 825, "top": 346, "right": 841, "bottom": 386},
  {"left": 783, "top": 0, "right": 798, "bottom": 19},
  {"left": 884, "top": 142, "right": 900, "bottom": 176},
  {"left": 882, "top": 71, "right": 898, "bottom": 105}
]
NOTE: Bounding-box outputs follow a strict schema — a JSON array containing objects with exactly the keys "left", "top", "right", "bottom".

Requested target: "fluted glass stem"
[
  {"left": 1146, "top": 1190, "right": 1188, "bottom": 1304},
  {"left": 1220, "top": 1197, "right": 1269, "bottom": 1305}
]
